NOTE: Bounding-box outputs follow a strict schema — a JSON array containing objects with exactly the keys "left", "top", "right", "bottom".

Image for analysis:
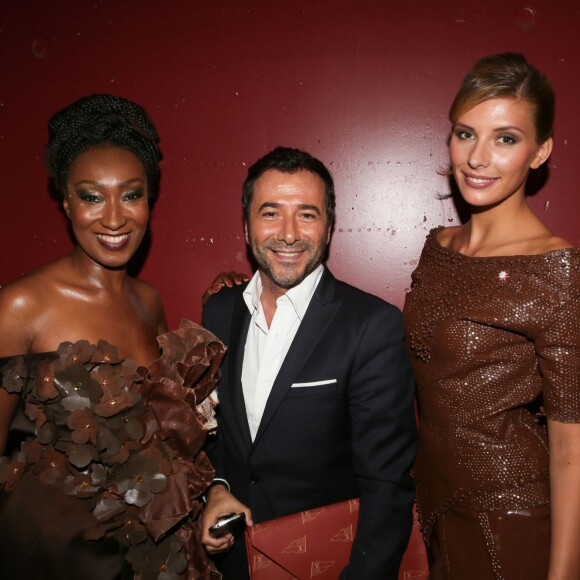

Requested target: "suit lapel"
[
  {"left": 225, "top": 291, "right": 253, "bottom": 453},
  {"left": 252, "top": 269, "right": 341, "bottom": 447}
]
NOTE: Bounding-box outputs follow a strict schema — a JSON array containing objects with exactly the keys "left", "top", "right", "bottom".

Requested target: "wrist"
[{"left": 204, "top": 479, "right": 230, "bottom": 503}]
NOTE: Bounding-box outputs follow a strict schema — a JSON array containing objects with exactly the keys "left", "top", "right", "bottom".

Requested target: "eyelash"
[
  {"left": 77, "top": 192, "right": 103, "bottom": 203},
  {"left": 497, "top": 134, "right": 517, "bottom": 145},
  {"left": 122, "top": 190, "right": 144, "bottom": 202},
  {"left": 454, "top": 129, "right": 473, "bottom": 140}
]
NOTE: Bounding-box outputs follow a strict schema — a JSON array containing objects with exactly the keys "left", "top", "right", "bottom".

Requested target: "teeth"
[
  {"left": 276, "top": 252, "right": 300, "bottom": 258},
  {"left": 469, "top": 176, "right": 495, "bottom": 184},
  {"left": 96, "top": 234, "right": 129, "bottom": 243}
]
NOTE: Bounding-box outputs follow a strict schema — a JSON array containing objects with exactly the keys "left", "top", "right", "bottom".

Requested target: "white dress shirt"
[{"left": 241, "top": 265, "right": 324, "bottom": 440}]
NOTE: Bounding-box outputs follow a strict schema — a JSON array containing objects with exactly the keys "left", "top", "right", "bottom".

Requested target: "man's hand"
[
  {"left": 202, "top": 271, "right": 250, "bottom": 304},
  {"left": 201, "top": 484, "right": 253, "bottom": 554}
]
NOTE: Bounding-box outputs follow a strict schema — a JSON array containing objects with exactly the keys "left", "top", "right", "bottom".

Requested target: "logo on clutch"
[
  {"left": 302, "top": 508, "right": 325, "bottom": 524},
  {"left": 252, "top": 553, "right": 271, "bottom": 571},
  {"left": 282, "top": 535, "right": 307, "bottom": 554},
  {"left": 311, "top": 560, "right": 335, "bottom": 577},
  {"left": 330, "top": 524, "right": 354, "bottom": 542},
  {"left": 252, "top": 521, "right": 274, "bottom": 535}
]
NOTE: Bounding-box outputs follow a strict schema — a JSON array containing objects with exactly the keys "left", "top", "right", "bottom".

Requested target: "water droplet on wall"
[
  {"left": 515, "top": 6, "right": 537, "bottom": 29},
  {"left": 32, "top": 38, "right": 48, "bottom": 58}
]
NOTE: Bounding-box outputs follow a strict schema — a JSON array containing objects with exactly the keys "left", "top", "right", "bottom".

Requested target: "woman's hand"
[{"left": 202, "top": 271, "right": 250, "bottom": 304}]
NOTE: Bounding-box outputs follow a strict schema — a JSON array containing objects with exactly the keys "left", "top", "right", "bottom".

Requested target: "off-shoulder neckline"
[
  {"left": 0, "top": 351, "right": 57, "bottom": 365},
  {"left": 429, "top": 227, "right": 580, "bottom": 261}
]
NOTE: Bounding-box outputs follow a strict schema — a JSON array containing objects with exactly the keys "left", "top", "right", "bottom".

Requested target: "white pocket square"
[{"left": 291, "top": 379, "right": 337, "bottom": 388}]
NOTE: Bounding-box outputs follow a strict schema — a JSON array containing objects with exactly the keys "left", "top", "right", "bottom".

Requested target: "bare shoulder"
[
  {"left": 433, "top": 225, "right": 462, "bottom": 249},
  {"left": 540, "top": 234, "right": 576, "bottom": 252},
  {"left": 0, "top": 265, "right": 52, "bottom": 316},
  {"left": 130, "top": 277, "right": 167, "bottom": 333},
  {"left": 130, "top": 277, "right": 162, "bottom": 306},
  {"left": 518, "top": 231, "right": 576, "bottom": 255},
  {"left": 0, "top": 264, "right": 57, "bottom": 355},
  {"left": 513, "top": 215, "right": 574, "bottom": 254}
]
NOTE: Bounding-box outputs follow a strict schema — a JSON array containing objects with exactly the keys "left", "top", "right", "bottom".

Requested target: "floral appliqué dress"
[{"left": 0, "top": 320, "right": 225, "bottom": 580}]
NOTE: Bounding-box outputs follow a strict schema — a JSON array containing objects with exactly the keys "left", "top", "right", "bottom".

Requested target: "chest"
[{"left": 32, "top": 293, "right": 160, "bottom": 365}]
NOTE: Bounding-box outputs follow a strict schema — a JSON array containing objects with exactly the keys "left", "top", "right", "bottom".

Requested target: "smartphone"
[{"left": 208, "top": 512, "right": 246, "bottom": 538}]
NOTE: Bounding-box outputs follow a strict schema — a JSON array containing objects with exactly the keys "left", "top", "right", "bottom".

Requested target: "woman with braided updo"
[
  {"left": 0, "top": 95, "right": 223, "bottom": 579},
  {"left": 0, "top": 93, "right": 166, "bottom": 383}
]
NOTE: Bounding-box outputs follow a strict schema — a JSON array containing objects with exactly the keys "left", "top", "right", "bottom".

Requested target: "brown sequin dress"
[{"left": 404, "top": 228, "right": 580, "bottom": 578}]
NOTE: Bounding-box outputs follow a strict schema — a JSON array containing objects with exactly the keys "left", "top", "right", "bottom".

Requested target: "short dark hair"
[
  {"left": 242, "top": 146, "right": 336, "bottom": 226},
  {"left": 46, "top": 94, "right": 162, "bottom": 201},
  {"left": 449, "top": 53, "right": 555, "bottom": 143}
]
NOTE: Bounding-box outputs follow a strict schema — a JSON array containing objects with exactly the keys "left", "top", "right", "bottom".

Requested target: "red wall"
[
  {"left": 1, "top": 0, "right": 578, "bottom": 329},
  {"left": 1, "top": 2, "right": 578, "bottom": 575}
]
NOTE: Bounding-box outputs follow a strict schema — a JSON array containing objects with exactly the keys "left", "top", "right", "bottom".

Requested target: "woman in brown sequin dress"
[
  {"left": 0, "top": 95, "right": 222, "bottom": 579},
  {"left": 404, "top": 54, "right": 580, "bottom": 579}
]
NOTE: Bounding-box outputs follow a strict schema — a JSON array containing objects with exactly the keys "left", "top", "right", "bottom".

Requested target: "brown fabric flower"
[
  {"left": 55, "top": 340, "right": 95, "bottom": 367},
  {"left": 0, "top": 320, "right": 225, "bottom": 579},
  {"left": 24, "top": 401, "right": 47, "bottom": 429},
  {"left": 35, "top": 359, "right": 59, "bottom": 400},
  {"left": 0, "top": 453, "right": 26, "bottom": 491},
  {"left": 0, "top": 356, "right": 28, "bottom": 394},
  {"left": 67, "top": 408, "right": 98, "bottom": 444},
  {"left": 92, "top": 339, "right": 121, "bottom": 365}
]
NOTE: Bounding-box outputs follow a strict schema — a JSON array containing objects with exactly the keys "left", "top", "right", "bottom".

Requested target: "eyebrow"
[
  {"left": 73, "top": 177, "right": 145, "bottom": 189},
  {"left": 454, "top": 122, "right": 525, "bottom": 134},
  {"left": 258, "top": 202, "right": 322, "bottom": 214}
]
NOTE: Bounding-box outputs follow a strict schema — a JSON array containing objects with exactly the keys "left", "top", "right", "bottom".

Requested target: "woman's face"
[
  {"left": 449, "top": 98, "right": 552, "bottom": 209},
  {"left": 63, "top": 144, "right": 150, "bottom": 269}
]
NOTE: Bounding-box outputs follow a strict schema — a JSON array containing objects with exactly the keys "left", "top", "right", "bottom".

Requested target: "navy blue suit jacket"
[{"left": 203, "top": 268, "right": 417, "bottom": 579}]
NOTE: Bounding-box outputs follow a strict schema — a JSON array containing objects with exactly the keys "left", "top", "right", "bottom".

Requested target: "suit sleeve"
[{"left": 346, "top": 304, "right": 417, "bottom": 579}]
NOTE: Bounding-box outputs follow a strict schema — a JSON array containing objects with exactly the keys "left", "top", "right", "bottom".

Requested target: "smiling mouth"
[
  {"left": 470, "top": 177, "right": 495, "bottom": 183},
  {"left": 274, "top": 250, "right": 302, "bottom": 258},
  {"left": 95, "top": 233, "right": 130, "bottom": 249},
  {"left": 463, "top": 173, "right": 499, "bottom": 188}
]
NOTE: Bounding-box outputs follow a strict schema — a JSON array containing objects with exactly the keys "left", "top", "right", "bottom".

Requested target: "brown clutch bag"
[{"left": 245, "top": 498, "right": 360, "bottom": 579}]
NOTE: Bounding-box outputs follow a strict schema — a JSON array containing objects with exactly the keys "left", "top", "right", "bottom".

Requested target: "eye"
[
  {"left": 453, "top": 129, "right": 474, "bottom": 140},
  {"left": 122, "top": 189, "right": 145, "bottom": 202},
  {"left": 299, "top": 211, "right": 318, "bottom": 220},
  {"left": 76, "top": 191, "right": 103, "bottom": 203},
  {"left": 497, "top": 134, "right": 517, "bottom": 145},
  {"left": 259, "top": 210, "right": 278, "bottom": 219}
]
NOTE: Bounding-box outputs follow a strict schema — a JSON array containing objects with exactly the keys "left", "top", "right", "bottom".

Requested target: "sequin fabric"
[{"left": 403, "top": 228, "right": 580, "bottom": 542}]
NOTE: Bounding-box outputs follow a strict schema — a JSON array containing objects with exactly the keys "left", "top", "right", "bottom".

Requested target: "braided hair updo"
[{"left": 47, "top": 94, "right": 162, "bottom": 201}]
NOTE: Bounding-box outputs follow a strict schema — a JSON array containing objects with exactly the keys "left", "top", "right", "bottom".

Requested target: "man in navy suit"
[{"left": 201, "top": 146, "right": 416, "bottom": 579}]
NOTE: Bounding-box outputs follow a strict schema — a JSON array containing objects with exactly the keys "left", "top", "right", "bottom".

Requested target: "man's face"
[{"left": 245, "top": 169, "right": 330, "bottom": 293}]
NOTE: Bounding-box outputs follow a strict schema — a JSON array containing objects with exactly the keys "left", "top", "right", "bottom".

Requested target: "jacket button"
[{"left": 249, "top": 473, "right": 260, "bottom": 484}]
